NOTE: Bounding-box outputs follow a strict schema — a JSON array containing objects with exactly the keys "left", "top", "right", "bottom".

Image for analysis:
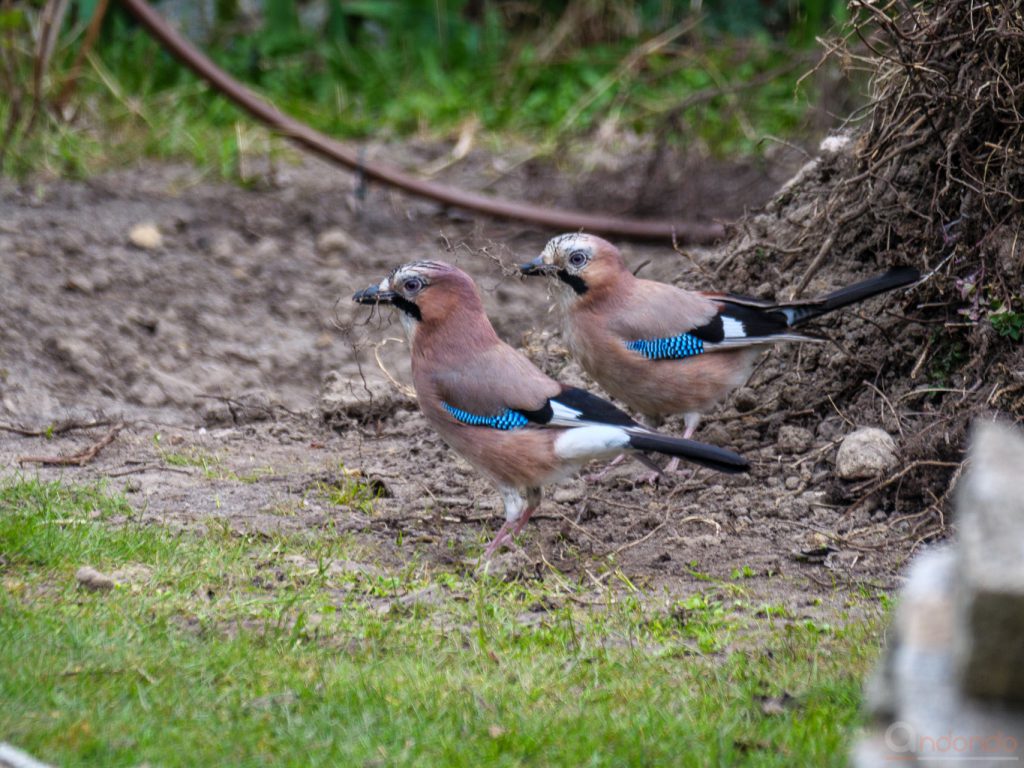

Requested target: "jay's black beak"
[
  {"left": 353, "top": 284, "right": 397, "bottom": 305},
  {"left": 518, "top": 256, "right": 553, "bottom": 276}
]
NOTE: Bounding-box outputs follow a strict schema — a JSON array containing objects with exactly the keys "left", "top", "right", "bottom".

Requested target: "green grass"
[
  {"left": 151, "top": 434, "right": 274, "bottom": 484},
  {"left": 1, "top": 477, "right": 884, "bottom": 767},
  {"left": 317, "top": 466, "right": 383, "bottom": 515}
]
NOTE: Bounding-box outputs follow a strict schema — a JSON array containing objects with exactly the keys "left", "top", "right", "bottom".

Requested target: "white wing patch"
[
  {"left": 553, "top": 426, "right": 630, "bottom": 461},
  {"left": 721, "top": 316, "right": 747, "bottom": 338},
  {"left": 549, "top": 400, "right": 584, "bottom": 424}
]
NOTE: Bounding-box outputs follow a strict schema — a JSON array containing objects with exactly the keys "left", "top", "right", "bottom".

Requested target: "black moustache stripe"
[
  {"left": 392, "top": 296, "right": 422, "bottom": 321},
  {"left": 557, "top": 269, "right": 588, "bottom": 296}
]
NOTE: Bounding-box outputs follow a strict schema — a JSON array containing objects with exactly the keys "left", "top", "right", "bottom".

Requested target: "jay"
[
  {"left": 353, "top": 260, "right": 749, "bottom": 557},
  {"left": 520, "top": 233, "right": 919, "bottom": 452}
]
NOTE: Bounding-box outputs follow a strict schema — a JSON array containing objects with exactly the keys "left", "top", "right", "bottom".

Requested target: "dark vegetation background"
[{"left": 1, "top": 0, "right": 848, "bottom": 177}]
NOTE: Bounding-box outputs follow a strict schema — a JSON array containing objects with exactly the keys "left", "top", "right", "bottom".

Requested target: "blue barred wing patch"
[
  {"left": 625, "top": 333, "right": 705, "bottom": 360},
  {"left": 442, "top": 401, "right": 529, "bottom": 430}
]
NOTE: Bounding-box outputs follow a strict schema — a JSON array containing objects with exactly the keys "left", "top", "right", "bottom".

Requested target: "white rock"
[
  {"left": 836, "top": 427, "right": 898, "bottom": 480},
  {"left": 128, "top": 222, "right": 162, "bottom": 250},
  {"left": 819, "top": 133, "right": 852, "bottom": 154}
]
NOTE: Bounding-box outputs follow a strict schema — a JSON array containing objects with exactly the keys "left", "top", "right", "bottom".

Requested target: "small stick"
[
  {"left": 373, "top": 338, "right": 416, "bottom": 399},
  {"left": 671, "top": 231, "right": 711, "bottom": 278},
  {"left": 105, "top": 464, "right": 195, "bottom": 478},
  {"left": 19, "top": 423, "right": 125, "bottom": 467},
  {"left": 605, "top": 515, "right": 669, "bottom": 558},
  {"left": 908, "top": 337, "right": 932, "bottom": 380},
  {"left": 862, "top": 380, "right": 904, "bottom": 437}
]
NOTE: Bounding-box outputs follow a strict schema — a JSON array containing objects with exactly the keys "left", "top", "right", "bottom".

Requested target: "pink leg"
[
  {"left": 483, "top": 504, "right": 538, "bottom": 558},
  {"left": 510, "top": 505, "right": 538, "bottom": 536},
  {"left": 483, "top": 519, "right": 516, "bottom": 558}
]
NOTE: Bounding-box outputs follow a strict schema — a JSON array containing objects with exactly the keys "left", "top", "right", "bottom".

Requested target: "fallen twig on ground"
[{"left": 18, "top": 423, "right": 125, "bottom": 467}]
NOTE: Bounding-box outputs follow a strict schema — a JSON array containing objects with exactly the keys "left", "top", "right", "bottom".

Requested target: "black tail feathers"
[
  {"left": 784, "top": 266, "right": 919, "bottom": 326},
  {"left": 627, "top": 431, "right": 749, "bottom": 474}
]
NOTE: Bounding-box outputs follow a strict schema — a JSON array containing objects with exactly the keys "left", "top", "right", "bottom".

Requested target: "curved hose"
[{"left": 119, "top": 0, "right": 726, "bottom": 243}]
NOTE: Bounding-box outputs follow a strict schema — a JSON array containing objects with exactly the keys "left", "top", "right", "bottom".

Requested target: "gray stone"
[
  {"left": 836, "top": 427, "right": 898, "bottom": 480},
  {"left": 64, "top": 273, "right": 94, "bottom": 293},
  {"left": 75, "top": 565, "right": 116, "bottom": 591},
  {"left": 954, "top": 421, "right": 1024, "bottom": 702}
]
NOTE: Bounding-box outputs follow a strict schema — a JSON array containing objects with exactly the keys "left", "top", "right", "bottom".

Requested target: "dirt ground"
[{"left": 0, "top": 142, "right": 926, "bottom": 619}]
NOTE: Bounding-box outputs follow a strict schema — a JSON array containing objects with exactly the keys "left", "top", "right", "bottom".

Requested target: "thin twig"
[
  {"left": 55, "top": 0, "right": 111, "bottom": 111},
  {"left": 18, "top": 423, "right": 125, "bottom": 467},
  {"left": 373, "top": 338, "right": 416, "bottom": 399}
]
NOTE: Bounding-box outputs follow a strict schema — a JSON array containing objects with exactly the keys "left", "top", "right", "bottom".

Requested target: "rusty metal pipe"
[{"left": 119, "top": 0, "right": 726, "bottom": 243}]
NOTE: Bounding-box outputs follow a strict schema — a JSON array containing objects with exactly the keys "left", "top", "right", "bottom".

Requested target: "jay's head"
[
  {"left": 519, "top": 233, "right": 628, "bottom": 299},
  {"left": 353, "top": 260, "right": 484, "bottom": 327}
]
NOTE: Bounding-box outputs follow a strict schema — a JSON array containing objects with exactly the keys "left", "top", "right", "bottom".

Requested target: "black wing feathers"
[
  {"left": 707, "top": 303, "right": 792, "bottom": 339},
  {"left": 705, "top": 266, "right": 919, "bottom": 334},
  {"left": 810, "top": 266, "right": 920, "bottom": 319},
  {"left": 626, "top": 433, "right": 749, "bottom": 474},
  {"left": 755, "top": 267, "right": 919, "bottom": 328},
  {"left": 554, "top": 387, "right": 639, "bottom": 427},
  {"left": 515, "top": 400, "right": 554, "bottom": 425}
]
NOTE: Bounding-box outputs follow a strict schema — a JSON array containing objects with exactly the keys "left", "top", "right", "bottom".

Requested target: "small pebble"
[{"left": 129, "top": 223, "right": 163, "bottom": 250}]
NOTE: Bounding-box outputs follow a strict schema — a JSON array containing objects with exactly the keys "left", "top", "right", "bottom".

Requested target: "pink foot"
[
  {"left": 635, "top": 469, "right": 661, "bottom": 485},
  {"left": 634, "top": 457, "right": 695, "bottom": 485}
]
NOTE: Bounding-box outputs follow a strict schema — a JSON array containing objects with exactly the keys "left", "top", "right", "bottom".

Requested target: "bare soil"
[{"left": 0, "top": 143, "right": 926, "bottom": 620}]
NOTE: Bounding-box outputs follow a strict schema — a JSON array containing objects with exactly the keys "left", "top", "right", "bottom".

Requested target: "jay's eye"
[
  {"left": 568, "top": 250, "right": 588, "bottom": 268},
  {"left": 403, "top": 277, "right": 424, "bottom": 294}
]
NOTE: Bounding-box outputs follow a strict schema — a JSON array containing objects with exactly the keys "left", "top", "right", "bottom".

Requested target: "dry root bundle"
[{"left": 726, "top": 0, "right": 1024, "bottom": 528}]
